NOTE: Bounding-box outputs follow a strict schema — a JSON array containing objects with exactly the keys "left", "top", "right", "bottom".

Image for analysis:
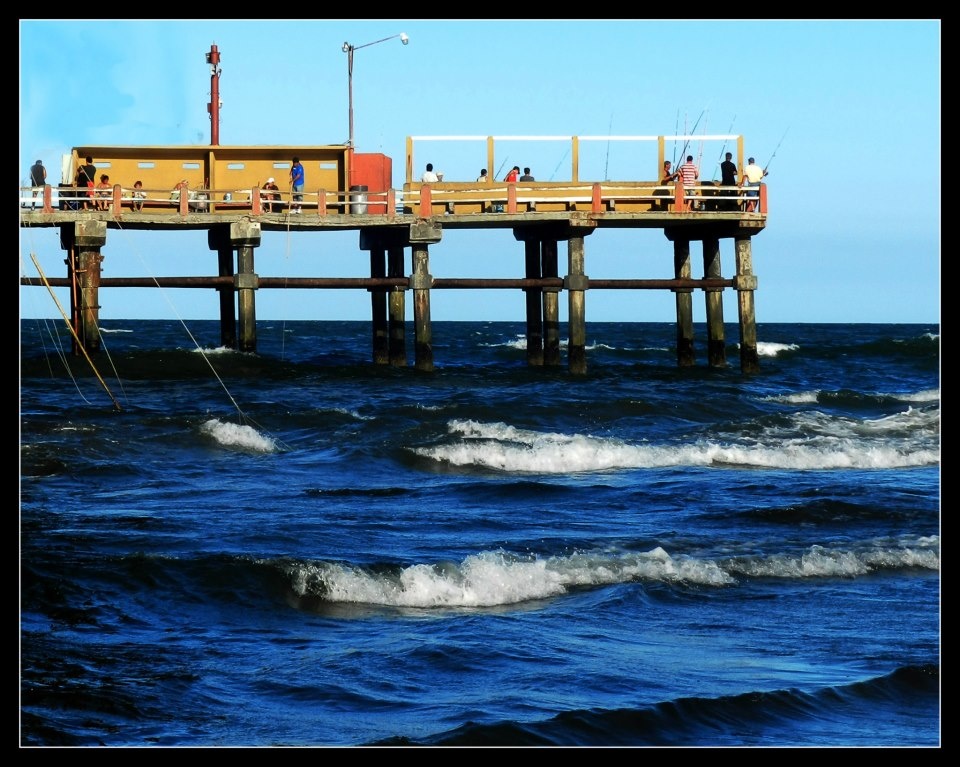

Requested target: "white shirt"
[{"left": 421, "top": 170, "right": 439, "bottom": 183}]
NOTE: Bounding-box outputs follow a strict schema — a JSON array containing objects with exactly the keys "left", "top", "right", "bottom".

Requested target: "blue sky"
[{"left": 19, "top": 19, "right": 940, "bottom": 324}]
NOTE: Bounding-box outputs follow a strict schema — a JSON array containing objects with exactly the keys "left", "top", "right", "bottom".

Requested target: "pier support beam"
[
  {"left": 230, "top": 221, "right": 262, "bottom": 353},
  {"left": 734, "top": 237, "right": 760, "bottom": 374},
  {"left": 63, "top": 220, "right": 107, "bottom": 356},
  {"left": 409, "top": 221, "right": 442, "bottom": 372},
  {"left": 673, "top": 239, "right": 695, "bottom": 367},
  {"left": 524, "top": 239, "right": 544, "bottom": 366},
  {"left": 542, "top": 239, "right": 561, "bottom": 367},
  {"left": 565, "top": 236, "right": 588, "bottom": 375},
  {"left": 370, "top": 245, "right": 389, "bottom": 365},
  {"left": 362, "top": 228, "right": 412, "bottom": 366},
  {"left": 702, "top": 237, "right": 727, "bottom": 367},
  {"left": 411, "top": 244, "right": 433, "bottom": 371},
  {"left": 208, "top": 226, "right": 237, "bottom": 349},
  {"left": 388, "top": 247, "right": 406, "bottom": 366}
]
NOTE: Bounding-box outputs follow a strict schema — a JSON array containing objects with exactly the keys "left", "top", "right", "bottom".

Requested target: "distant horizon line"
[{"left": 19, "top": 316, "right": 940, "bottom": 326}]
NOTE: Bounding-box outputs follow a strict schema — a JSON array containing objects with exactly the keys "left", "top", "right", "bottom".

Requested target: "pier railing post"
[{"left": 419, "top": 185, "right": 432, "bottom": 218}]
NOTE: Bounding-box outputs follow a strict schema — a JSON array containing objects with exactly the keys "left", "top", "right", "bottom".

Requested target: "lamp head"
[
  {"left": 400, "top": 33, "right": 409, "bottom": 45},
  {"left": 342, "top": 42, "right": 351, "bottom": 53}
]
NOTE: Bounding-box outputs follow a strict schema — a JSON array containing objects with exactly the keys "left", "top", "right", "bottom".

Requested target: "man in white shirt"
[
  {"left": 739, "top": 157, "right": 768, "bottom": 212},
  {"left": 421, "top": 163, "right": 439, "bottom": 183}
]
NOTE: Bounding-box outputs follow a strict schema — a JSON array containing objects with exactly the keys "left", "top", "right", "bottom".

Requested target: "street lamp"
[{"left": 342, "top": 33, "right": 409, "bottom": 152}]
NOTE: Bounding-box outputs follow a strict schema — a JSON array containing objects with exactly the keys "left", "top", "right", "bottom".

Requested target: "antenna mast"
[{"left": 205, "top": 44, "right": 221, "bottom": 146}]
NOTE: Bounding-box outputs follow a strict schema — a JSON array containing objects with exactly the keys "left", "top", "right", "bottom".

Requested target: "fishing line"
[
  {"left": 111, "top": 218, "right": 291, "bottom": 448},
  {"left": 675, "top": 107, "right": 708, "bottom": 173},
  {"left": 672, "top": 109, "right": 679, "bottom": 166},
  {"left": 763, "top": 127, "right": 789, "bottom": 174},
  {"left": 711, "top": 115, "right": 736, "bottom": 181},
  {"left": 21, "top": 227, "right": 102, "bottom": 404},
  {"left": 548, "top": 147, "right": 569, "bottom": 181},
  {"left": 29, "top": 252, "right": 122, "bottom": 411}
]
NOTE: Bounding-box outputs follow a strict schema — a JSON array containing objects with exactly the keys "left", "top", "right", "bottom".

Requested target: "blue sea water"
[{"left": 19, "top": 319, "right": 940, "bottom": 747}]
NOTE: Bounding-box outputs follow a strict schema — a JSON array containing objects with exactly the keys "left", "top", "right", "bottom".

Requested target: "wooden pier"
[{"left": 19, "top": 135, "right": 767, "bottom": 374}]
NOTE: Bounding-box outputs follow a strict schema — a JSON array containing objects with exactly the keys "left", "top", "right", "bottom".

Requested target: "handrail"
[{"left": 20, "top": 180, "right": 766, "bottom": 217}]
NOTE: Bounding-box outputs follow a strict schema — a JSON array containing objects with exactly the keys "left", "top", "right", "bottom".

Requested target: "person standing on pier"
[
  {"left": 504, "top": 166, "right": 520, "bottom": 183},
  {"left": 520, "top": 167, "right": 534, "bottom": 181},
  {"left": 422, "top": 163, "right": 439, "bottom": 182},
  {"left": 720, "top": 152, "right": 738, "bottom": 211},
  {"left": 655, "top": 159, "right": 680, "bottom": 211},
  {"left": 289, "top": 157, "right": 304, "bottom": 214},
  {"left": 679, "top": 155, "right": 699, "bottom": 211},
  {"left": 477, "top": 169, "right": 489, "bottom": 183},
  {"left": 740, "top": 157, "right": 767, "bottom": 212},
  {"left": 76, "top": 156, "right": 97, "bottom": 210},
  {"left": 29, "top": 159, "right": 46, "bottom": 208}
]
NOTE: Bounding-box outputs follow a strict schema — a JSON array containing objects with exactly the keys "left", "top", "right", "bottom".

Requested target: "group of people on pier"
[
  {"left": 659, "top": 153, "right": 767, "bottom": 212},
  {"left": 25, "top": 153, "right": 767, "bottom": 214}
]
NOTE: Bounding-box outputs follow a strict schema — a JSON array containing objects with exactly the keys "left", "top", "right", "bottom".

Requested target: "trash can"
[{"left": 349, "top": 184, "right": 368, "bottom": 214}]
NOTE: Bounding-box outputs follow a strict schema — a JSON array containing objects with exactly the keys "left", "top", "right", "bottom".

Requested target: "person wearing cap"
[
  {"left": 261, "top": 177, "right": 280, "bottom": 213},
  {"left": 739, "top": 157, "right": 768, "bottom": 212}
]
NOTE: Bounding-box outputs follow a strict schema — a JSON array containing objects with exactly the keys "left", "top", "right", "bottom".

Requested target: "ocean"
[{"left": 19, "top": 318, "right": 940, "bottom": 748}]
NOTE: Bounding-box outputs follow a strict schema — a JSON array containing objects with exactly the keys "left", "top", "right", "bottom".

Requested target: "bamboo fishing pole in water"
[{"left": 29, "top": 252, "right": 123, "bottom": 412}]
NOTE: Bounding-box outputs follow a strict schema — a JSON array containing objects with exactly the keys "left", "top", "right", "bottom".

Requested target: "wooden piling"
[
  {"left": 524, "top": 239, "right": 544, "bottom": 366},
  {"left": 702, "top": 237, "right": 727, "bottom": 367},
  {"left": 542, "top": 239, "right": 561, "bottom": 367},
  {"left": 734, "top": 237, "right": 760, "bottom": 374},
  {"left": 566, "top": 236, "right": 587, "bottom": 375},
  {"left": 209, "top": 227, "right": 237, "bottom": 349},
  {"left": 370, "top": 246, "right": 389, "bottom": 365},
  {"left": 673, "top": 239, "right": 695, "bottom": 367}
]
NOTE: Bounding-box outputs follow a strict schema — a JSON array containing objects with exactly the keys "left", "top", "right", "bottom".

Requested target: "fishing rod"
[
  {"left": 696, "top": 111, "right": 708, "bottom": 173},
  {"left": 495, "top": 156, "right": 510, "bottom": 180},
  {"left": 763, "top": 127, "right": 789, "bottom": 175},
  {"left": 29, "top": 252, "right": 123, "bottom": 412},
  {"left": 672, "top": 109, "right": 679, "bottom": 166},
  {"left": 712, "top": 115, "right": 736, "bottom": 181},
  {"left": 548, "top": 147, "right": 570, "bottom": 181},
  {"left": 675, "top": 108, "right": 707, "bottom": 170}
]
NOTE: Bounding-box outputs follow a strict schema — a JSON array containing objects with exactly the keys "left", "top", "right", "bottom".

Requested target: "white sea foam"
[
  {"left": 900, "top": 388, "right": 940, "bottom": 402},
  {"left": 200, "top": 418, "right": 278, "bottom": 452},
  {"left": 768, "top": 391, "right": 821, "bottom": 404},
  {"left": 725, "top": 538, "right": 940, "bottom": 578},
  {"left": 766, "top": 388, "right": 940, "bottom": 405},
  {"left": 191, "top": 346, "right": 236, "bottom": 355},
  {"left": 754, "top": 341, "right": 799, "bottom": 357},
  {"left": 410, "top": 415, "right": 939, "bottom": 473},
  {"left": 282, "top": 537, "right": 939, "bottom": 608}
]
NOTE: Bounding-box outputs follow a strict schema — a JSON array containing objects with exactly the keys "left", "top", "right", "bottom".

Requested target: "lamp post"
[{"left": 342, "top": 33, "right": 409, "bottom": 155}]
